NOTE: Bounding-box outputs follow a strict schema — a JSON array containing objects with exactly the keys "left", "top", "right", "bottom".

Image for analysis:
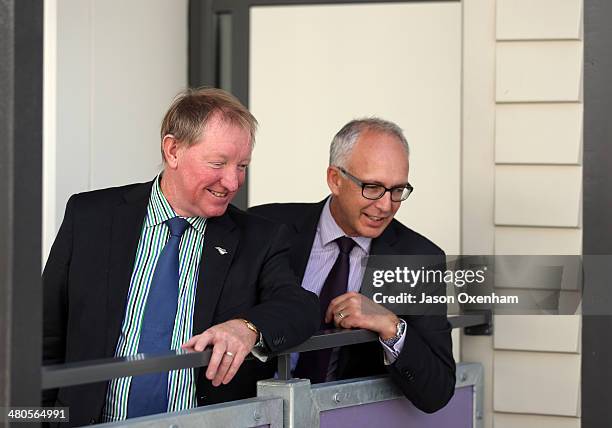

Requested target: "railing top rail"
[{"left": 42, "top": 313, "right": 485, "bottom": 390}]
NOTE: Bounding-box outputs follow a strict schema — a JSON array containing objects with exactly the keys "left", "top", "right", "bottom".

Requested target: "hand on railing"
[{"left": 182, "top": 319, "right": 258, "bottom": 386}]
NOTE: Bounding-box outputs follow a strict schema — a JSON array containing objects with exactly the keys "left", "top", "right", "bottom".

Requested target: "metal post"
[{"left": 258, "top": 379, "right": 317, "bottom": 428}]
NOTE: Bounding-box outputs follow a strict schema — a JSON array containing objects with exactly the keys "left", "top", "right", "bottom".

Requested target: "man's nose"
[
  {"left": 374, "top": 191, "right": 393, "bottom": 212},
  {"left": 220, "top": 168, "right": 240, "bottom": 192}
]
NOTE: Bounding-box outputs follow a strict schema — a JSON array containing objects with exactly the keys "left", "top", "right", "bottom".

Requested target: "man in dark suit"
[
  {"left": 42, "top": 88, "right": 319, "bottom": 426},
  {"left": 250, "top": 118, "right": 455, "bottom": 413}
]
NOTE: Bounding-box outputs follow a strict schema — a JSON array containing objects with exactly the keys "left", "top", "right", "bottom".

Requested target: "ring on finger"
[
  {"left": 337, "top": 312, "right": 346, "bottom": 320},
  {"left": 225, "top": 351, "right": 235, "bottom": 358}
]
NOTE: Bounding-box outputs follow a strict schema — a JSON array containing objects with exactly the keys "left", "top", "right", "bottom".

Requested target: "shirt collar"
[
  {"left": 318, "top": 197, "right": 371, "bottom": 253},
  {"left": 145, "top": 174, "right": 207, "bottom": 235}
]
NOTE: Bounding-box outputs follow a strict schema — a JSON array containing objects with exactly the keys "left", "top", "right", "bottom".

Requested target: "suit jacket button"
[{"left": 404, "top": 371, "right": 415, "bottom": 381}]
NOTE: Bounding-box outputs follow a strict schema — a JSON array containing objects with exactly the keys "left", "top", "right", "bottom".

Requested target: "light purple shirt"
[{"left": 292, "top": 197, "right": 406, "bottom": 380}]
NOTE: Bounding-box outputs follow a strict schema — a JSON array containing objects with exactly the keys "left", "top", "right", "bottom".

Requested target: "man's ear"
[
  {"left": 162, "top": 135, "right": 181, "bottom": 169},
  {"left": 327, "top": 166, "right": 342, "bottom": 196}
]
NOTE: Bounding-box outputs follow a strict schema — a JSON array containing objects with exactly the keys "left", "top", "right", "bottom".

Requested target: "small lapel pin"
[{"left": 215, "top": 246, "right": 228, "bottom": 255}]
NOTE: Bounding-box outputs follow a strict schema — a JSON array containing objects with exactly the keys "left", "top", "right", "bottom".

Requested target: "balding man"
[{"left": 250, "top": 118, "right": 455, "bottom": 413}]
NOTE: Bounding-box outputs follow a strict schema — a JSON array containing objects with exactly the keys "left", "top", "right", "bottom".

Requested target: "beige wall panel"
[
  {"left": 494, "top": 351, "right": 580, "bottom": 415},
  {"left": 495, "top": 413, "right": 580, "bottom": 428},
  {"left": 462, "top": 1, "right": 496, "bottom": 425},
  {"left": 495, "top": 103, "right": 582, "bottom": 164},
  {"left": 494, "top": 315, "right": 580, "bottom": 353},
  {"left": 496, "top": 0, "right": 582, "bottom": 40},
  {"left": 496, "top": 41, "right": 582, "bottom": 102},
  {"left": 249, "top": 3, "right": 461, "bottom": 254},
  {"left": 495, "top": 227, "right": 582, "bottom": 255},
  {"left": 495, "top": 165, "right": 581, "bottom": 227},
  {"left": 462, "top": 0, "right": 496, "bottom": 256},
  {"left": 452, "top": 329, "right": 460, "bottom": 363}
]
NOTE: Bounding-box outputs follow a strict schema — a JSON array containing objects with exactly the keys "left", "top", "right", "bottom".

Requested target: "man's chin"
[
  {"left": 193, "top": 199, "right": 230, "bottom": 218},
  {"left": 357, "top": 215, "right": 390, "bottom": 237},
  {"left": 204, "top": 205, "right": 230, "bottom": 218},
  {"left": 356, "top": 222, "right": 387, "bottom": 239}
]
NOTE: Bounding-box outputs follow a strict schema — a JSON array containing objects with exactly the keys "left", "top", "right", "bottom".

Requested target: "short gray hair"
[{"left": 329, "top": 118, "right": 410, "bottom": 168}]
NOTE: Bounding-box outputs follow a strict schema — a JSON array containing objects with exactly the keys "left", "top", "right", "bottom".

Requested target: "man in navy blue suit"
[{"left": 43, "top": 88, "right": 319, "bottom": 425}]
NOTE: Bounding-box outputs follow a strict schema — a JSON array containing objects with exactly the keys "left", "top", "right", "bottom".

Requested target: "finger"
[
  {"left": 181, "top": 336, "right": 198, "bottom": 350},
  {"left": 336, "top": 311, "right": 355, "bottom": 328},
  {"left": 206, "top": 341, "right": 227, "bottom": 381},
  {"left": 182, "top": 332, "right": 211, "bottom": 352},
  {"left": 222, "top": 350, "right": 248, "bottom": 385},
  {"left": 329, "top": 291, "right": 360, "bottom": 306},
  {"left": 331, "top": 308, "right": 346, "bottom": 326},
  {"left": 325, "top": 298, "right": 347, "bottom": 323},
  {"left": 212, "top": 350, "right": 235, "bottom": 386},
  {"left": 326, "top": 300, "right": 348, "bottom": 325},
  {"left": 192, "top": 331, "right": 213, "bottom": 352}
]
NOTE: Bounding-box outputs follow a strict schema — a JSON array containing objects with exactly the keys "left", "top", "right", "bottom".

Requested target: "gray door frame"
[
  {"left": 583, "top": 1, "right": 612, "bottom": 426},
  {"left": 0, "top": 0, "right": 44, "bottom": 418}
]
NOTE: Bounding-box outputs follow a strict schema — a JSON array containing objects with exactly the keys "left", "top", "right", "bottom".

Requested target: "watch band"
[
  {"left": 381, "top": 319, "right": 406, "bottom": 348},
  {"left": 239, "top": 318, "right": 265, "bottom": 349}
]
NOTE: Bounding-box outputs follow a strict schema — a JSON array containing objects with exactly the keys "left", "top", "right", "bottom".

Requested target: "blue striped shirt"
[{"left": 102, "top": 175, "right": 207, "bottom": 421}]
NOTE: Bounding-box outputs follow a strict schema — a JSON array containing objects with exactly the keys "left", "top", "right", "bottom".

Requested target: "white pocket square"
[{"left": 215, "top": 246, "right": 228, "bottom": 255}]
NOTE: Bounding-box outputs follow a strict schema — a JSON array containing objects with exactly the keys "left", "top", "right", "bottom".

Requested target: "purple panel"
[{"left": 320, "top": 386, "right": 473, "bottom": 428}]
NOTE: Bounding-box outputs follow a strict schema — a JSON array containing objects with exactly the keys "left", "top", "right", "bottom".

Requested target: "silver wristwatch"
[{"left": 381, "top": 319, "right": 406, "bottom": 348}]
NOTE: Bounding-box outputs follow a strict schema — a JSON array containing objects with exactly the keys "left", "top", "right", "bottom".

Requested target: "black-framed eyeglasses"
[{"left": 337, "top": 167, "right": 413, "bottom": 202}]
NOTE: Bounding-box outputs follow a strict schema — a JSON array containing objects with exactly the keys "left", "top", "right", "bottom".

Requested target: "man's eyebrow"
[{"left": 364, "top": 179, "right": 408, "bottom": 187}]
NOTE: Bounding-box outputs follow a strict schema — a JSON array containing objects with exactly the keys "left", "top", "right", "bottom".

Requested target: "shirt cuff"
[
  {"left": 250, "top": 332, "right": 269, "bottom": 362},
  {"left": 251, "top": 346, "right": 268, "bottom": 362},
  {"left": 379, "top": 319, "right": 407, "bottom": 365}
]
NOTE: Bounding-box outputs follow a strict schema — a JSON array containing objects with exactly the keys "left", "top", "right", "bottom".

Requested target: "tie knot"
[
  {"left": 166, "top": 217, "right": 190, "bottom": 238},
  {"left": 335, "top": 236, "right": 356, "bottom": 255}
]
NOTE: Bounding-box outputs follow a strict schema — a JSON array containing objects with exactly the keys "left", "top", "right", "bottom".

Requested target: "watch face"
[{"left": 383, "top": 320, "right": 405, "bottom": 347}]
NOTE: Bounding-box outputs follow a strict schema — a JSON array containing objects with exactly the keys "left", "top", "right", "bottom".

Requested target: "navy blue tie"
[
  {"left": 127, "top": 217, "right": 190, "bottom": 418},
  {"left": 294, "top": 236, "right": 355, "bottom": 383}
]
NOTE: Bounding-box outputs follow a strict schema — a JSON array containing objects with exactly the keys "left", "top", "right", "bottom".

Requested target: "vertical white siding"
[{"left": 44, "top": 0, "right": 188, "bottom": 262}]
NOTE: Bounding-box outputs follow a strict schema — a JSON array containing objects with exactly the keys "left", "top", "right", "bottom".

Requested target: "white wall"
[{"left": 43, "top": 0, "right": 188, "bottom": 262}]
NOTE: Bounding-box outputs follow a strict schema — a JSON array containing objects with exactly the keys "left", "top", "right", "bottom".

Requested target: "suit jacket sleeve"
[
  {"left": 240, "top": 224, "right": 320, "bottom": 353},
  {"left": 41, "top": 195, "right": 75, "bottom": 405},
  {"left": 386, "top": 252, "right": 456, "bottom": 413},
  {"left": 387, "top": 313, "right": 455, "bottom": 413}
]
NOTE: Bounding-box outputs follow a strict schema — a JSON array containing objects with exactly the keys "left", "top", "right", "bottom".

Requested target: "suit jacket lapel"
[
  {"left": 192, "top": 212, "right": 239, "bottom": 336},
  {"left": 192, "top": 212, "right": 239, "bottom": 384},
  {"left": 106, "top": 183, "right": 151, "bottom": 356},
  {"left": 290, "top": 199, "right": 327, "bottom": 281}
]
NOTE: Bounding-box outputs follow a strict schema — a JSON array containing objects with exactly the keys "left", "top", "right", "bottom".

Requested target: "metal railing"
[
  {"left": 92, "top": 363, "right": 483, "bottom": 428},
  {"left": 42, "top": 313, "right": 489, "bottom": 390}
]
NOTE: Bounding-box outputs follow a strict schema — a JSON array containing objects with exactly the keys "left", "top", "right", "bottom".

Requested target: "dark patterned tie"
[
  {"left": 294, "top": 236, "right": 356, "bottom": 383},
  {"left": 127, "top": 217, "right": 189, "bottom": 417}
]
